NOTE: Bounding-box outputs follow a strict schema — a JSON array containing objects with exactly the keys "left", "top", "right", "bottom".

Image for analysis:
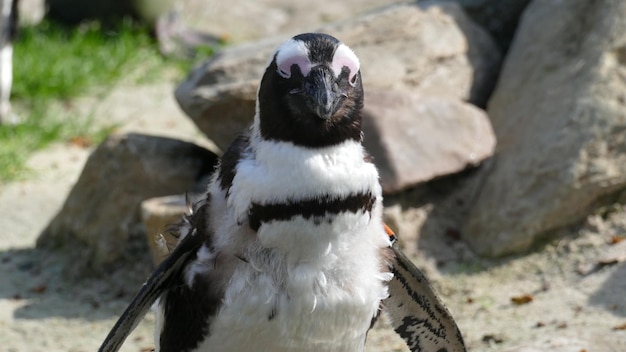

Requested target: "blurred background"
[{"left": 1, "top": 0, "right": 625, "bottom": 351}]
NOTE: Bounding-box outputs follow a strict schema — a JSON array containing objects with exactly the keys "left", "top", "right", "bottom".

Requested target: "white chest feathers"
[
  {"left": 196, "top": 213, "right": 392, "bottom": 352},
  {"left": 180, "top": 138, "right": 392, "bottom": 351},
  {"left": 227, "top": 138, "right": 382, "bottom": 222}
]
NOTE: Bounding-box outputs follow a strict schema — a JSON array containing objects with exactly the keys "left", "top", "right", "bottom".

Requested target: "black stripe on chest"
[{"left": 248, "top": 192, "right": 375, "bottom": 231}]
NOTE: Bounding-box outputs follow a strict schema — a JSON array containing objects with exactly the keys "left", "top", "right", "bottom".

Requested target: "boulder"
[
  {"left": 363, "top": 90, "right": 495, "bottom": 193},
  {"left": 176, "top": 1, "right": 501, "bottom": 151},
  {"left": 178, "top": 0, "right": 400, "bottom": 43},
  {"left": 465, "top": 0, "right": 626, "bottom": 256},
  {"left": 37, "top": 133, "right": 218, "bottom": 275},
  {"left": 176, "top": 78, "right": 258, "bottom": 151}
]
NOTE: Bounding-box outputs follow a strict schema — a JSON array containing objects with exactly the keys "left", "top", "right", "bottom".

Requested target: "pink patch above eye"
[
  {"left": 275, "top": 40, "right": 360, "bottom": 83},
  {"left": 332, "top": 57, "right": 359, "bottom": 83},
  {"left": 275, "top": 39, "right": 312, "bottom": 78},
  {"left": 331, "top": 44, "right": 360, "bottom": 86},
  {"left": 277, "top": 56, "right": 312, "bottom": 78}
]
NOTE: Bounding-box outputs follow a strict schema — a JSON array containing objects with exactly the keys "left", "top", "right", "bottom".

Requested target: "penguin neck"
[
  {"left": 225, "top": 114, "right": 382, "bottom": 230},
  {"left": 249, "top": 115, "right": 369, "bottom": 177},
  {"left": 253, "top": 99, "right": 363, "bottom": 148}
]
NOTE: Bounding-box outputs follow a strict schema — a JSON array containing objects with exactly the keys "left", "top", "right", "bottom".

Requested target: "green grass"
[{"left": 0, "top": 19, "right": 194, "bottom": 183}]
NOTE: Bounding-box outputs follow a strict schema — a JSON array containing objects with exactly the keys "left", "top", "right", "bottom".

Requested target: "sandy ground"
[{"left": 1, "top": 79, "right": 626, "bottom": 352}]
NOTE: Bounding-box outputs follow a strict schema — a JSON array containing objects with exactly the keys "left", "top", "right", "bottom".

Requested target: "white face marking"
[
  {"left": 331, "top": 43, "right": 360, "bottom": 86},
  {"left": 275, "top": 39, "right": 311, "bottom": 78},
  {"left": 274, "top": 38, "right": 360, "bottom": 85}
]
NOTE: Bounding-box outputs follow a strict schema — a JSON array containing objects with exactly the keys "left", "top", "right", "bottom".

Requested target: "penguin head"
[{"left": 257, "top": 33, "right": 364, "bottom": 148}]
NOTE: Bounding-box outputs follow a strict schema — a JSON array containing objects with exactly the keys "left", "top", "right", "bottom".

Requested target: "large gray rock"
[
  {"left": 37, "top": 133, "right": 217, "bottom": 275},
  {"left": 363, "top": 90, "right": 495, "bottom": 193},
  {"left": 465, "top": 0, "right": 626, "bottom": 256},
  {"left": 178, "top": 0, "right": 400, "bottom": 43},
  {"left": 176, "top": 1, "right": 501, "bottom": 151}
]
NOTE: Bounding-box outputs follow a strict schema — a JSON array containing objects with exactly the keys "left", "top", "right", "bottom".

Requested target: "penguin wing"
[
  {"left": 98, "top": 203, "right": 208, "bottom": 352},
  {"left": 383, "top": 230, "right": 467, "bottom": 352}
]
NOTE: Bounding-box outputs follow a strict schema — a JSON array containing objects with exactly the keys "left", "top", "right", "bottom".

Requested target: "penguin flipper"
[
  {"left": 384, "top": 244, "right": 467, "bottom": 352},
  {"left": 98, "top": 202, "right": 208, "bottom": 352}
]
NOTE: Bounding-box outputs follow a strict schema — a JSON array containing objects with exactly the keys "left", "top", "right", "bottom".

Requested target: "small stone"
[{"left": 141, "top": 195, "right": 189, "bottom": 265}]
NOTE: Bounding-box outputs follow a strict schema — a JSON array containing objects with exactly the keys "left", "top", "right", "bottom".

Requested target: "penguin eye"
[
  {"left": 277, "top": 61, "right": 295, "bottom": 79},
  {"left": 337, "top": 67, "right": 358, "bottom": 87},
  {"left": 349, "top": 73, "right": 358, "bottom": 87},
  {"left": 278, "top": 67, "right": 291, "bottom": 79},
  {"left": 275, "top": 39, "right": 312, "bottom": 79},
  {"left": 277, "top": 58, "right": 311, "bottom": 80},
  {"left": 331, "top": 43, "right": 360, "bottom": 87}
]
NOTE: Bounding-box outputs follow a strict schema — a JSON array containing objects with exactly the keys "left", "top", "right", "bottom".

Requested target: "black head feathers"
[{"left": 257, "top": 33, "right": 364, "bottom": 148}]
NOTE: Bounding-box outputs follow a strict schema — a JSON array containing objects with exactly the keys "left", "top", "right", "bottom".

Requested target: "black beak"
[{"left": 304, "top": 68, "right": 343, "bottom": 120}]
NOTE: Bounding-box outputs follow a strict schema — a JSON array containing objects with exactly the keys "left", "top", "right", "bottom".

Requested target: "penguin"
[{"left": 99, "top": 32, "right": 466, "bottom": 352}]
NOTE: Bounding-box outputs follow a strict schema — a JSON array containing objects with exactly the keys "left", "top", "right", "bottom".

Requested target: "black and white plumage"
[{"left": 99, "top": 33, "right": 466, "bottom": 352}]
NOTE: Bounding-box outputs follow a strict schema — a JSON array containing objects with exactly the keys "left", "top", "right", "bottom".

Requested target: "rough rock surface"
[
  {"left": 465, "top": 0, "right": 626, "bottom": 256},
  {"left": 36, "top": 133, "right": 217, "bottom": 275},
  {"left": 178, "top": 0, "right": 400, "bottom": 43},
  {"left": 176, "top": 1, "right": 501, "bottom": 151},
  {"left": 363, "top": 90, "right": 495, "bottom": 193}
]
